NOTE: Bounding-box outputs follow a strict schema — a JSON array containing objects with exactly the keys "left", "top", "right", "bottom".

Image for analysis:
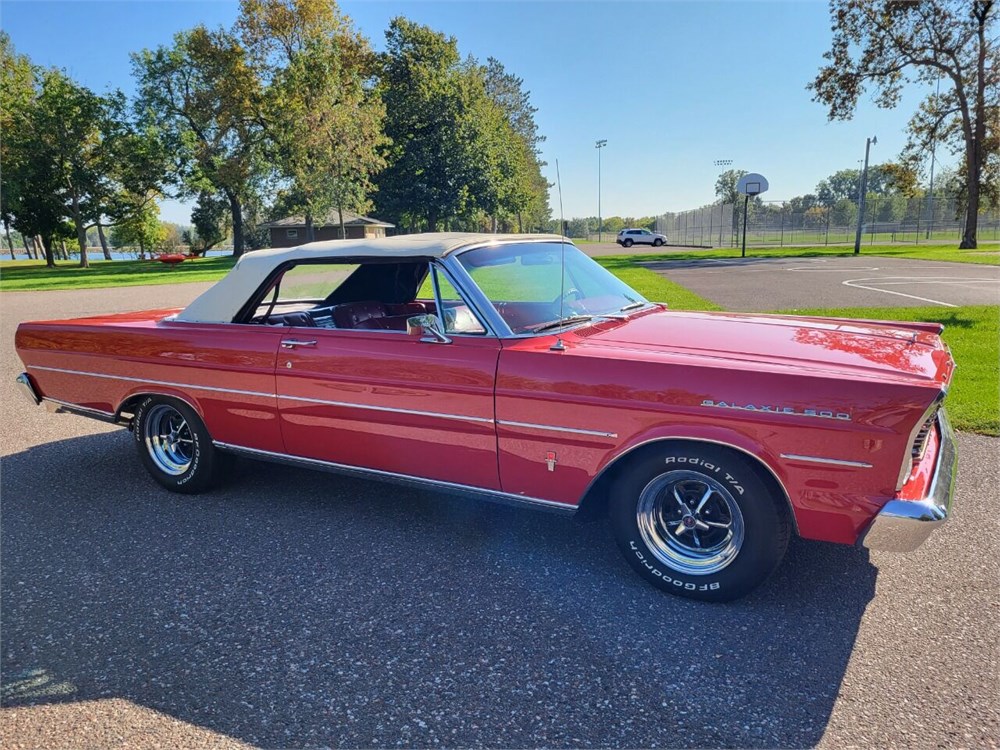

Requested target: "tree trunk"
[
  {"left": 517, "top": 211, "right": 523, "bottom": 233},
  {"left": 138, "top": 237, "right": 146, "bottom": 259},
  {"left": 74, "top": 217, "right": 89, "bottom": 267},
  {"left": 227, "top": 190, "right": 245, "bottom": 258},
  {"left": 960, "top": 11, "right": 988, "bottom": 250},
  {"left": 97, "top": 222, "right": 112, "bottom": 260},
  {"left": 42, "top": 235, "right": 55, "bottom": 267},
  {"left": 25, "top": 234, "right": 35, "bottom": 259},
  {"left": 3, "top": 218, "right": 14, "bottom": 259},
  {"left": 305, "top": 212, "right": 314, "bottom": 243},
  {"left": 338, "top": 204, "right": 346, "bottom": 240},
  {"left": 59, "top": 239, "right": 69, "bottom": 261}
]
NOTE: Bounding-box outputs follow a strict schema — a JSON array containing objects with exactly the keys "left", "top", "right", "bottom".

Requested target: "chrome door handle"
[{"left": 280, "top": 339, "right": 317, "bottom": 349}]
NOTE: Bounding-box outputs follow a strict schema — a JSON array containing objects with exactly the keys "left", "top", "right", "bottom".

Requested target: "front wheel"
[
  {"left": 133, "top": 396, "right": 228, "bottom": 494},
  {"left": 653, "top": 238, "right": 663, "bottom": 247},
  {"left": 609, "top": 444, "right": 791, "bottom": 602}
]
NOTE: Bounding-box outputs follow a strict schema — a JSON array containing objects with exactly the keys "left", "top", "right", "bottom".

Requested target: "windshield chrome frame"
[{"left": 442, "top": 238, "right": 647, "bottom": 339}]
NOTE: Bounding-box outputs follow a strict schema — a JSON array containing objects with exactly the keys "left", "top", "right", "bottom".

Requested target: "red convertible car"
[{"left": 14, "top": 233, "right": 956, "bottom": 601}]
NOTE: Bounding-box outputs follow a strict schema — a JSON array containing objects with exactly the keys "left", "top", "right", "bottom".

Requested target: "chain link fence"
[{"left": 653, "top": 197, "right": 1000, "bottom": 248}]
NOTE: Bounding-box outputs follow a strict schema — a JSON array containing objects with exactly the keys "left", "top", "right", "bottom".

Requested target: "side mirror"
[{"left": 406, "top": 314, "right": 450, "bottom": 344}]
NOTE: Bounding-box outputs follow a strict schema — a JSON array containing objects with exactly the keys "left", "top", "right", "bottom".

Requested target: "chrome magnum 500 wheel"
[
  {"left": 610, "top": 444, "right": 791, "bottom": 602},
  {"left": 133, "top": 396, "right": 227, "bottom": 493}
]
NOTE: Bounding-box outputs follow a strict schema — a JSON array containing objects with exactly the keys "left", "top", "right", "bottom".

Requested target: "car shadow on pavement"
[{"left": 2, "top": 431, "right": 877, "bottom": 749}]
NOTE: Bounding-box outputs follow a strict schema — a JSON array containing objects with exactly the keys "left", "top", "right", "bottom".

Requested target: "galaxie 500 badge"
[{"left": 701, "top": 399, "right": 851, "bottom": 421}]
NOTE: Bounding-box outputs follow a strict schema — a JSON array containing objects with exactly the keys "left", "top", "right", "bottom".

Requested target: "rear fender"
[{"left": 116, "top": 387, "right": 204, "bottom": 425}]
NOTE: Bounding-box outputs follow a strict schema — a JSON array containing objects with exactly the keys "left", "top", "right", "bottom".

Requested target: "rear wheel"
[
  {"left": 609, "top": 444, "right": 790, "bottom": 602},
  {"left": 133, "top": 396, "right": 227, "bottom": 493},
  {"left": 623, "top": 238, "right": 634, "bottom": 247}
]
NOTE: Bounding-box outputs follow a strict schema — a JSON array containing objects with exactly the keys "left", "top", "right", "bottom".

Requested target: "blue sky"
[{"left": 1, "top": 0, "right": 943, "bottom": 225}]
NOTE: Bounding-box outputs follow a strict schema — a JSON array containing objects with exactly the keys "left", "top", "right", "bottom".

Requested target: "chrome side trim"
[
  {"left": 16, "top": 372, "right": 40, "bottom": 405},
  {"left": 42, "top": 398, "right": 118, "bottom": 424},
  {"left": 213, "top": 441, "right": 577, "bottom": 515},
  {"left": 28, "top": 366, "right": 491, "bottom": 425},
  {"left": 861, "top": 409, "right": 956, "bottom": 552},
  {"left": 779, "top": 453, "right": 873, "bottom": 468},
  {"left": 497, "top": 419, "right": 618, "bottom": 439},
  {"left": 579, "top": 435, "right": 800, "bottom": 536},
  {"left": 277, "top": 394, "right": 493, "bottom": 425},
  {"left": 29, "top": 365, "right": 275, "bottom": 399}
]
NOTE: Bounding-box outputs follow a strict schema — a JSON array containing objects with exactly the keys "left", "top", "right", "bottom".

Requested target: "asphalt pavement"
[
  {"left": 641, "top": 255, "right": 1000, "bottom": 310},
  {"left": 1, "top": 283, "right": 998, "bottom": 749}
]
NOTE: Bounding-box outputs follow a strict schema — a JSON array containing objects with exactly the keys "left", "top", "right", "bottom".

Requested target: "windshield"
[{"left": 456, "top": 242, "right": 648, "bottom": 335}]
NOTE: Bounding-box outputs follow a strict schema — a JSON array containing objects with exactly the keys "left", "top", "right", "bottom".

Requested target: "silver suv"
[{"left": 616, "top": 228, "right": 667, "bottom": 247}]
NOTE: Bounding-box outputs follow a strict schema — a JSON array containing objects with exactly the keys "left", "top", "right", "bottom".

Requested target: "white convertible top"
[{"left": 175, "top": 232, "right": 564, "bottom": 323}]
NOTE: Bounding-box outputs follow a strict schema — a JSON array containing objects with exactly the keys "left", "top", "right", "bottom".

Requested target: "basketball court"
[{"left": 640, "top": 255, "right": 1000, "bottom": 310}]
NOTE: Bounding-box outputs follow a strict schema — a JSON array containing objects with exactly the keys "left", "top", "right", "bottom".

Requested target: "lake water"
[{"left": 4, "top": 249, "right": 233, "bottom": 262}]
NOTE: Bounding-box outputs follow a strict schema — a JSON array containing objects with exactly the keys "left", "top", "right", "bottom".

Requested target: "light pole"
[
  {"left": 854, "top": 135, "right": 877, "bottom": 255},
  {"left": 596, "top": 139, "right": 607, "bottom": 241}
]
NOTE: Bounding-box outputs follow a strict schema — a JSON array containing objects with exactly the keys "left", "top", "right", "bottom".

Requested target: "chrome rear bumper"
[
  {"left": 16, "top": 372, "right": 40, "bottom": 405},
  {"left": 860, "top": 409, "right": 957, "bottom": 552}
]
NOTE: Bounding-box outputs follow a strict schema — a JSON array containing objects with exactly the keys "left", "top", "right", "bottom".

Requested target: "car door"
[{"left": 274, "top": 263, "right": 502, "bottom": 490}]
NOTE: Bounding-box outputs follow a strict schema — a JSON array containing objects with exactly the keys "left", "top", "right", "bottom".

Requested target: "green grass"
[
  {"left": 0, "top": 256, "right": 237, "bottom": 291},
  {"left": 600, "top": 242, "right": 1000, "bottom": 266},
  {"left": 765, "top": 305, "right": 999, "bottom": 436}
]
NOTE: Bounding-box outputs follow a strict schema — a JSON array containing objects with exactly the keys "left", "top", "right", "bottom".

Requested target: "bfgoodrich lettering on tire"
[
  {"left": 133, "top": 396, "right": 226, "bottom": 494},
  {"left": 610, "top": 444, "right": 791, "bottom": 602}
]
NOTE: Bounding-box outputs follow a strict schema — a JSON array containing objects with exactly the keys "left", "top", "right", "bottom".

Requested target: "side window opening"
[{"left": 245, "top": 260, "right": 432, "bottom": 333}]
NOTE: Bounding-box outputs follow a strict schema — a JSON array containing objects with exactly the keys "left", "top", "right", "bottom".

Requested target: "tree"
[
  {"left": 566, "top": 217, "right": 590, "bottom": 238},
  {"left": 0, "top": 32, "right": 35, "bottom": 260},
  {"left": 810, "top": 1, "right": 997, "bottom": 248},
  {"left": 189, "top": 190, "right": 228, "bottom": 253},
  {"left": 238, "top": 0, "right": 387, "bottom": 242},
  {"left": 132, "top": 26, "right": 268, "bottom": 257},
  {"left": 31, "top": 71, "right": 121, "bottom": 268},
  {"left": 714, "top": 169, "right": 748, "bottom": 205},
  {"left": 482, "top": 56, "right": 550, "bottom": 230},
  {"left": 603, "top": 216, "right": 625, "bottom": 234},
  {"left": 376, "top": 18, "right": 468, "bottom": 231},
  {"left": 110, "top": 201, "right": 163, "bottom": 258}
]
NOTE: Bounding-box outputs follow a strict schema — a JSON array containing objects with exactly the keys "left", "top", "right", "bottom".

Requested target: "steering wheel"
[{"left": 556, "top": 287, "right": 584, "bottom": 303}]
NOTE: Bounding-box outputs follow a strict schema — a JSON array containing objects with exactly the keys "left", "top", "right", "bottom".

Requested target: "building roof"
[
  {"left": 175, "top": 232, "right": 565, "bottom": 323},
  {"left": 263, "top": 209, "right": 394, "bottom": 229}
]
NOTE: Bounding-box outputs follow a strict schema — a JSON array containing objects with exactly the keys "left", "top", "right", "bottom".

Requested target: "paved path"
[
  {"left": 1, "top": 285, "right": 998, "bottom": 749},
  {"left": 643, "top": 255, "right": 1000, "bottom": 310}
]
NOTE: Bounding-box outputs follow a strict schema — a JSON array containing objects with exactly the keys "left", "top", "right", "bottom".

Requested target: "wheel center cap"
[{"left": 682, "top": 515, "right": 697, "bottom": 528}]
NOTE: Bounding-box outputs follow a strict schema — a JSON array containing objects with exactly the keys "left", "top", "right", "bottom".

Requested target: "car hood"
[{"left": 574, "top": 309, "right": 954, "bottom": 387}]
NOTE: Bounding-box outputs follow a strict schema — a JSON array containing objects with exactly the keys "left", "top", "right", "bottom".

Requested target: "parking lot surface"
[
  {"left": 643, "top": 255, "right": 1000, "bottom": 310},
  {"left": 1, "top": 284, "right": 998, "bottom": 749}
]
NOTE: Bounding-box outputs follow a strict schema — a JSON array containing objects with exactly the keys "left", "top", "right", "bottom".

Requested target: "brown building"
[{"left": 263, "top": 210, "right": 394, "bottom": 248}]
